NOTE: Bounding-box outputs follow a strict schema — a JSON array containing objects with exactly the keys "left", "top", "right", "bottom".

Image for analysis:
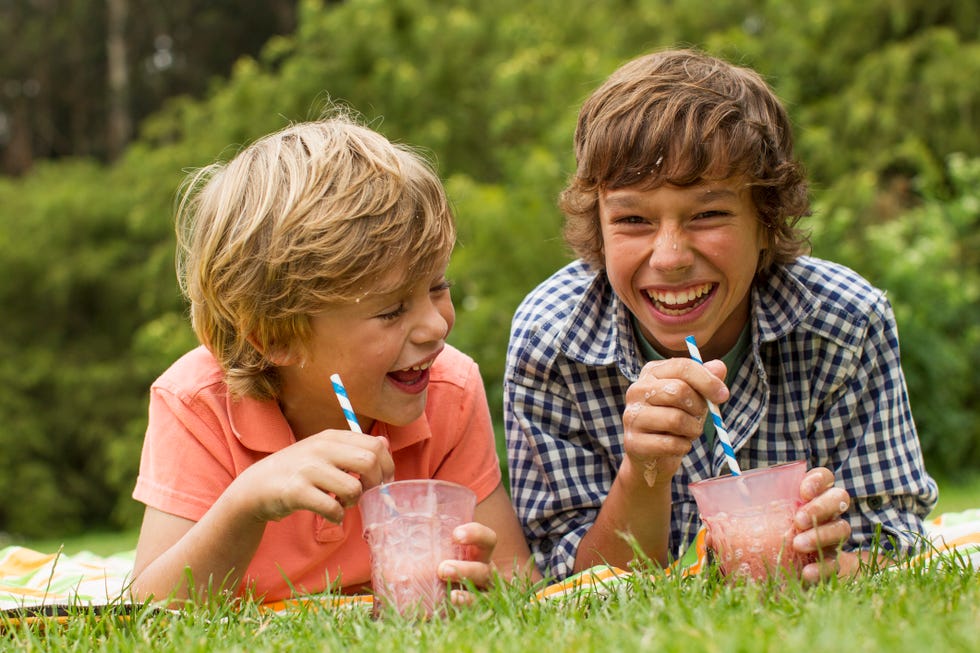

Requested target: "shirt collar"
[
  {"left": 228, "top": 394, "right": 295, "bottom": 452},
  {"left": 559, "top": 269, "right": 644, "bottom": 380},
  {"left": 371, "top": 414, "right": 432, "bottom": 452},
  {"left": 753, "top": 260, "right": 822, "bottom": 342}
]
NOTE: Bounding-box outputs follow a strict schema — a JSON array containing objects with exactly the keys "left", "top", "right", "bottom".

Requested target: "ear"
[{"left": 246, "top": 334, "right": 301, "bottom": 367}]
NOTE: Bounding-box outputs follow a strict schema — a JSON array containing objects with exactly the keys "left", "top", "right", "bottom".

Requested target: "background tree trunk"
[{"left": 106, "top": 0, "right": 131, "bottom": 160}]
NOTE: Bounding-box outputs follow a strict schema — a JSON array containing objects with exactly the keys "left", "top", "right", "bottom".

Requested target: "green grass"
[
  {"left": 1, "top": 559, "right": 977, "bottom": 652},
  {"left": 1, "top": 476, "right": 977, "bottom": 651}
]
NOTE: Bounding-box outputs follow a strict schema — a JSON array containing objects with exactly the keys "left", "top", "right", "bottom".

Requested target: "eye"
[
  {"left": 377, "top": 303, "right": 407, "bottom": 321},
  {"left": 431, "top": 279, "right": 453, "bottom": 294},
  {"left": 693, "top": 209, "right": 729, "bottom": 220},
  {"left": 613, "top": 214, "right": 647, "bottom": 225}
]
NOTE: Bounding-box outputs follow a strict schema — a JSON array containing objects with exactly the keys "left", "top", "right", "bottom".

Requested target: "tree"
[
  {"left": 0, "top": 0, "right": 298, "bottom": 175},
  {"left": 0, "top": 0, "right": 976, "bottom": 537},
  {"left": 106, "top": 0, "right": 132, "bottom": 159}
]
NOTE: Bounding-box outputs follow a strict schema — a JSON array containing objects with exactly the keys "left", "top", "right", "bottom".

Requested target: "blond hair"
[
  {"left": 176, "top": 113, "right": 456, "bottom": 400},
  {"left": 561, "top": 48, "right": 810, "bottom": 275}
]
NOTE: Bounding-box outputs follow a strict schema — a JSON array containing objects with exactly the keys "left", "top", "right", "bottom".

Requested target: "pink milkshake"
[
  {"left": 361, "top": 480, "right": 476, "bottom": 618},
  {"left": 689, "top": 460, "right": 814, "bottom": 581}
]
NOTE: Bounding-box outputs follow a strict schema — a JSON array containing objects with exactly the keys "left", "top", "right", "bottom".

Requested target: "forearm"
[
  {"left": 130, "top": 491, "right": 268, "bottom": 603},
  {"left": 473, "top": 484, "right": 543, "bottom": 583},
  {"left": 573, "top": 460, "right": 673, "bottom": 573}
]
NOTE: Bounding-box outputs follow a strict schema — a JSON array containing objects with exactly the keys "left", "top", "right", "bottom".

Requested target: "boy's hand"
[
  {"left": 437, "top": 522, "right": 497, "bottom": 606},
  {"left": 233, "top": 430, "right": 395, "bottom": 524},
  {"left": 792, "top": 466, "right": 859, "bottom": 582},
  {"left": 621, "top": 358, "right": 729, "bottom": 488}
]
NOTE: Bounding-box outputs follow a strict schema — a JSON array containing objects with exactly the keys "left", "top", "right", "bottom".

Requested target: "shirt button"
[
  {"left": 867, "top": 496, "right": 884, "bottom": 510},
  {"left": 539, "top": 539, "right": 554, "bottom": 554}
]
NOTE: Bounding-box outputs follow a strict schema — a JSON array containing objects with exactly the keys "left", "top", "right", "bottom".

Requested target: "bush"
[{"left": 811, "top": 153, "right": 980, "bottom": 474}]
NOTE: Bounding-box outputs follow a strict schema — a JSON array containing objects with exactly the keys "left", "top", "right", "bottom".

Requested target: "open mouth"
[
  {"left": 387, "top": 358, "right": 435, "bottom": 386},
  {"left": 645, "top": 283, "right": 715, "bottom": 316}
]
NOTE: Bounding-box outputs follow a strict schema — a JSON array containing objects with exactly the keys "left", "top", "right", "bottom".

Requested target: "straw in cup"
[
  {"left": 330, "top": 373, "right": 397, "bottom": 512},
  {"left": 684, "top": 336, "right": 741, "bottom": 476}
]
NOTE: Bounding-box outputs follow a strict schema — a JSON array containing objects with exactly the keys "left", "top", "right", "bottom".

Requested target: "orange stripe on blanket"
[
  {"left": 534, "top": 565, "right": 631, "bottom": 601},
  {"left": 0, "top": 585, "right": 62, "bottom": 599},
  {"left": 0, "top": 549, "right": 59, "bottom": 576},
  {"left": 667, "top": 527, "right": 708, "bottom": 578},
  {"left": 933, "top": 533, "right": 980, "bottom": 548},
  {"left": 260, "top": 594, "right": 374, "bottom": 613}
]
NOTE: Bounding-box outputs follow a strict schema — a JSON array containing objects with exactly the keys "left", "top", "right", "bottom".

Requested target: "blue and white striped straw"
[
  {"left": 684, "top": 336, "right": 742, "bottom": 476},
  {"left": 330, "top": 373, "right": 397, "bottom": 511},
  {"left": 330, "top": 373, "right": 362, "bottom": 433}
]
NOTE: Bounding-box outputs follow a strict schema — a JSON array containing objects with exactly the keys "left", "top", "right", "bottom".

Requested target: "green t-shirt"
[{"left": 632, "top": 319, "right": 750, "bottom": 445}]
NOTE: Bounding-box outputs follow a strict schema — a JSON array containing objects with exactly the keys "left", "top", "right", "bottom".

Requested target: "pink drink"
[
  {"left": 700, "top": 497, "right": 812, "bottom": 580},
  {"left": 363, "top": 513, "right": 465, "bottom": 617},
  {"left": 360, "top": 480, "right": 476, "bottom": 618},
  {"left": 689, "top": 461, "right": 814, "bottom": 581}
]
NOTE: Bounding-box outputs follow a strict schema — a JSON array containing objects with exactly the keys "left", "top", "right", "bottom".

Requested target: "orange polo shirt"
[{"left": 132, "top": 344, "right": 502, "bottom": 602}]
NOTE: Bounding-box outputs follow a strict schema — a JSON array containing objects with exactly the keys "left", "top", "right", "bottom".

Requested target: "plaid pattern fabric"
[{"left": 504, "top": 256, "right": 938, "bottom": 580}]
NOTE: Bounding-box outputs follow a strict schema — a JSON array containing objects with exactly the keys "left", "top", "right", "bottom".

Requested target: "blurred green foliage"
[{"left": 0, "top": 0, "right": 976, "bottom": 537}]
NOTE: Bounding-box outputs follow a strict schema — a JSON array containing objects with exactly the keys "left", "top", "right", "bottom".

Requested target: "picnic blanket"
[{"left": 2, "top": 509, "right": 977, "bottom": 620}]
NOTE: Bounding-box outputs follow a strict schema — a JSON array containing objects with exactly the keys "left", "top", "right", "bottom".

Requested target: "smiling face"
[
  {"left": 599, "top": 177, "right": 766, "bottom": 361},
  {"left": 276, "top": 265, "right": 455, "bottom": 438}
]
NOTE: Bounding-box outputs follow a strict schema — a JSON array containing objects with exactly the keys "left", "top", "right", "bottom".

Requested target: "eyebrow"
[
  {"left": 601, "top": 193, "right": 641, "bottom": 210},
  {"left": 358, "top": 286, "right": 408, "bottom": 306},
  {"left": 603, "top": 185, "right": 739, "bottom": 209},
  {"left": 695, "top": 187, "right": 739, "bottom": 201}
]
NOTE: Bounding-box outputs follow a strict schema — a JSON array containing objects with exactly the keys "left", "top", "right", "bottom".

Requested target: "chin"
[{"left": 384, "top": 401, "right": 427, "bottom": 427}]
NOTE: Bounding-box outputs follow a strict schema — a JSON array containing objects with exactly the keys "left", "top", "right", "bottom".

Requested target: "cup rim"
[
  {"left": 688, "top": 459, "right": 806, "bottom": 488},
  {"left": 361, "top": 478, "right": 475, "bottom": 502}
]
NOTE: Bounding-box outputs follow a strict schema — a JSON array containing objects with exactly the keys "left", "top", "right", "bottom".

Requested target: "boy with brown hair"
[{"left": 505, "top": 48, "right": 937, "bottom": 583}]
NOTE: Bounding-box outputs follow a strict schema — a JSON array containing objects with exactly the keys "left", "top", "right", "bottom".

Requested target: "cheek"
[
  {"left": 441, "top": 298, "right": 456, "bottom": 332},
  {"left": 605, "top": 265, "right": 643, "bottom": 308},
  {"left": 602, "top": 236, "right": 643, "bottom": 273},
  {"left": 602, "top": 254, "right": 630, "bottom": 289},
  {"left": 707, "top": 232, "right": 761, "bottom": 267}
]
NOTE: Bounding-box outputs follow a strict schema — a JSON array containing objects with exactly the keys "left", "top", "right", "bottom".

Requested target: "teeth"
[
  {"left": 647, "top": 283, "right": 713, "bottom": 306},
  {"left": 403, "top": 360, "right": 433, "bottom": 372}
]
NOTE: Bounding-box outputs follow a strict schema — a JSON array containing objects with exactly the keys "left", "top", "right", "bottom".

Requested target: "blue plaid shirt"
[{"left": 504, "top": 256, "right": 938, "bottom": 579}]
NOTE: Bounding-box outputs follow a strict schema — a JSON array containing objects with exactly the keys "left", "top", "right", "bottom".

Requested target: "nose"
[
  {"left": 413, "top": 296, "right": 454, "bottom": 343},
  {"left": 648, "top": 224, "right": 693, "bottom": 271}
]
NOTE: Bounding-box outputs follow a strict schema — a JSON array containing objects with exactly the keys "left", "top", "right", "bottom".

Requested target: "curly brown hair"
[{"left": 560, "top": 48, "right": 811, "bottom": 274}]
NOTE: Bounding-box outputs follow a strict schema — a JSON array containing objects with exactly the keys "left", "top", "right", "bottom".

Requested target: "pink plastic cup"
[
  {"left": 361, "top": 479, "right": 476, "bottom": 618},
  {"left": 689, "top": 460, "right": 814, "bottom": 581}
]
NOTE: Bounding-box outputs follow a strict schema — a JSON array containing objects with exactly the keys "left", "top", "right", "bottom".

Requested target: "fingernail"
[
  {"left": 793, "top": 533, "right": 809, "bottom": 551},
  {"left": 439, "top": 563, "right": 457, "bottom": 579}
]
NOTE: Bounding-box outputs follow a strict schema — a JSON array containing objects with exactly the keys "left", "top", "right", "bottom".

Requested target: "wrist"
[{"left": 619, "top": 456, "right": 674, "bottom": 493}]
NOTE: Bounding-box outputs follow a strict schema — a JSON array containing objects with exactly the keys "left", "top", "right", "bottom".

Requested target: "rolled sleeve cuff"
[
  {"left": 847, "top": 495, "right": 931, "bottom": 557},
  {"left": 534, "top": 522, "right": 591, "bottom": 581}
]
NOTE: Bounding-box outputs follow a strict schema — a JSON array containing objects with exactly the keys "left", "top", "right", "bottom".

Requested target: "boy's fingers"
[
  {"left": 636, "top": 359, "right": 729, "bottom": 405},
  {"left": 313, "top": 433, "right": 394, "bottom": 489},
  {"left": 801, "top": 550, "right": 860, "bottom": 584},
  {"left": 438, "top": 560, "right": 493, "bottom": 589},
  {"left": 449, "top": 589, "right": 476, "bottom": 607},
  {"left": 799, "top": 467, "right": 836, "bottom": 501},
  {"left": 376, "top": 436, "right": 396, "bottom": 483},
  {"left": 453, "top": 523, "right": 497, "bottom": 560},
  {"left": 793, "top": 516, "right": 850, "bottom": 553}
]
